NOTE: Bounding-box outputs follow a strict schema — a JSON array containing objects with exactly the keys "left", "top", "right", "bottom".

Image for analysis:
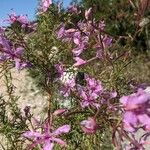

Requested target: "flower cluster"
[
  {"left": 41, "top": 0, "right": 52, "bottom": 12},
  {"left": 57, "top": 8, "right": 112, "bottom": 67},
  {"left": 1, "top": 0, "right": 150, "bottom": 149},
  {"left": 23, "top": 121, "right": 70, "bottom": 150},
  {"left": 59, "top": 68, "right": 117, "bottom": 109},
  {"left": 0, "top": 30, "right": 30, "bottom": 70},
  {"left": 6, "top": 12, "right": 29, "bottom": 25},
  {"left": 77, "top": 75, "right": 103, "bottom": 108},
  {"left": 80, "top": 117, "right": 98, "bottom": 134},
  {"left": 120, "top": 89, "right": 150, "bottom": 132},
  {"left": 5, "top": 12, "right": 37, "bottom": 33}
]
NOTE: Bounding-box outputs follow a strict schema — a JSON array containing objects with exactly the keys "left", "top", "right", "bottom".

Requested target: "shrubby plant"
[{"left": 0, "top": 0, "right": 150, "bottom": 149}]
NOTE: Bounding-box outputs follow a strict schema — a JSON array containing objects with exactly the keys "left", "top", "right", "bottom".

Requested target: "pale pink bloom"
[
  {"left": 110, "top": 91, "right": 117, "bottom": 98},
  {"left": 57, "top": 25, "right": 65, "bottom": 39},
  {"left": 7, "top": 12, "right": 17, "bottom": 23},
  {"left": 85, "top": 8, "right": 92, "bottom": 20},
  {"left": 60, "top": 79, "right": 76, "bottom": 97},
  {"left": 65, "top": 28, "right": 77, "bottom": 33},
  {"left": 80, "top": 117, "right": 97, "bottom": 134},
  {"left": 53, "top": 108, "right": 67, "bottom": 116},
  {"left": 6, "top": 12, "right": 29, "bottom": 25},
  {"left": 120, "top": 89, "right": 150, "bottom": 110},
  {"left": 14, "top": 47, "right": 24, "bottom": 56},
  {"left": 17, "top": 15, "right": 29, "bottom": 24},
  {"left": 73, "top": 57, "right": 86, "bottom": 67},
  {"left": 73, "top": 32, "right": 81, "bottom": 45},
  {"left": 123, "top": 111, "right": 138, "bottom": 132},
  {"left": 68, "top": 5, "right": 79, "bottom": 14},
  {"left": 72, "top": 46, "right": 84, "bottom": 56},
  {"left": 23, "top": 123, "right": 71, "bottom": 150},
  {"left": 98, "top": 21, "right": 106, "bottom": 30},
  {"left": 41, "top": 0, "right": 52, "bottom": 12},
  {"left": 138, "top": 114, "right": 150, "bottom": 131}
]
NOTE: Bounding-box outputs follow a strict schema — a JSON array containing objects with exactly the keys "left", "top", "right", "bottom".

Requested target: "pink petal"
[
  {"left": 15, "top": 59, "right": 21, "bottom": 70},
  {"left": 123, "top": 122, "right": 135, "bottom": 132},
  {"left": 72, "top": 47, "right": 83, "bottom": 56},
  {"left": 138, "top": 114, "right": 150, "bottom": 127},
  {"left": 42, "top": 0, "right": 52, "bottom": 12},
  {"left": 43, "top": 141, "right": 54, "bottom": 150},
  {"left": 15, "top": 47, "right": 24, "bottom": 56},
  {"left": 81, "top": 126, "right": 96, "bottom": 134},
  {"left": 53, "top": 109, "right": 67, "bottom": 116},
  {"left": 23, "top": 131, "right": 42, "bottom": 138},
  {"left": 65, "top": 28, "right": 76, "bottom": 33},
  {"left": 53, "top": 125, "right": 71, "bottom": 135},
  {"left": 85, "top": 8, "right": 92, "bottom": 20},
  {"left": 51, "top": 137, "right": 67, "bottom": 146},
  {"left": 110, "top": 91, "right": 117, "bottom": 98},
  {"left": 73, "top": 57, "right": 86, "bottom": 67},
  {"left": 73, "top": 37, "right": 80, "bottom": 45},
  {"left": 80, "top": 117, "right": 97, "bottom": 134},
  {"left": 120, "top": 96, "right": 128, "bottom": 106},
  {"left": 123, "top": 111, "right": 138, "bottom": 126}
]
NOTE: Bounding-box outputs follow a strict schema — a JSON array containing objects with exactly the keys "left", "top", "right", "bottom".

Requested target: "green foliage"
[
  {"left": 0, "top": 0, "right": 150, "bottom": 149},
  {"left": 0, "top": 69, "right": 28, "bottom": 150},
  {"left": 80, "top": 0, "right": 150, "bottom": 51}
]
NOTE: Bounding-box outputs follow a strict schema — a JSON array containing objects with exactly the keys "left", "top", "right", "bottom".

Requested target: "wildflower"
[
  {"left": 68, "top": 5, "right": 79, "bottom": 14},
  {"left": 23, "top": 123, "right": 71, "bottom": 150},
  {"left": 73, "top": 57, "right": 87, "bottom": 67},
  {"left": 85, "top": 8, "right": 92, "bottom": 20},
  {"left": 120, "top": 89, "right": 150, "bottom": 110},
  {"left": 55, "top": 63, "right": 64, "bottom": 78},
  {"left": 80, "top": 117, "right": 98, "bottom": 134},
  {"left": 98, "top": 21, "right": 106, "bottom": 31},
  {"left": 41, "top": 0, "right": 52, "bottom": 12},
  {"left": 60, "top": 78, "right": 76, "bottom": 97},
  {"left": 76, "top": 75, "right": 103, "bottom": 108},
  {"left": 123, "top": 111, "right": 138, "bottom": 132},
  {"left": 6, "top": 12, "right": 29, "bottom": 25},
  {"left": 0, "top": 35, "right": 11, "bottom": 52},
  {"left": 120, "top": 88, "right": 150, "bottom": 132},
  {"left": 53, "top": 108, "right": 67, "bottom": 116},
  {"left": 57, "top": 25, "right": 65, "bottom": 39},
  {"left": 73, "top": 32, "right": 81, "bottom": 45}
]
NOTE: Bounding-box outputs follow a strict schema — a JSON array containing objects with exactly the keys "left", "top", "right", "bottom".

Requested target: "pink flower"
[
  {"left": 57, "top": 25, "right": 65, "bottom": 39},
  {"left": 85, "top": 8, "right": 92, "bottom": 20},
  {"left": 0, "top": 35, "right": 11, "bottom": 52},
  {"left": 120, "top": 89, "right": 150, "bottom": 110},
  {"left": 60, "top": 79, "right": 76, "bottom": 97},
  {"left": 138, "top": 114, "right": 150, "bottom": 131},
  {"left": 6, "top": 12, "right": 29, "bottom": 25},
  {"left": 53, "top": 108, "right": 67, "bottom": 116},
  {"left": 80, "top": 117, "right": 97, "bottom": 134},
  {"left": 73, "top": 57, "right": 87, "bottom": 67},
  {"left": 120, "top": 88, "right": 150, "bottom": 133},
  {"left": 23, "top": 123, "right": 71, "bottom": 150},
  {"left": 14, "top": 47, "right": 24, "bottom": 56},
  {"left": 73, "top": 32, "right": 81, "bottom": 45},
  {"left": 55, "top": 63, "right": 64, "bottom": 78},
  {"left": 68, "top": 5, "right": 79, "bottom": 14},
  {"left": 98, "top": 21, "right": 106, "bottom": 30},
  {"left": 123, "top": 111, "right": 138, "bottom": 132},
  {"left": 41, "top": 0, "right": 52, "bottom": 12}
]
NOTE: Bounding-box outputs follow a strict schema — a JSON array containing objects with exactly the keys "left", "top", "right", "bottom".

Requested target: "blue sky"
[{"left": 0, "top": 0, "right": 72, "bottom": 26}]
